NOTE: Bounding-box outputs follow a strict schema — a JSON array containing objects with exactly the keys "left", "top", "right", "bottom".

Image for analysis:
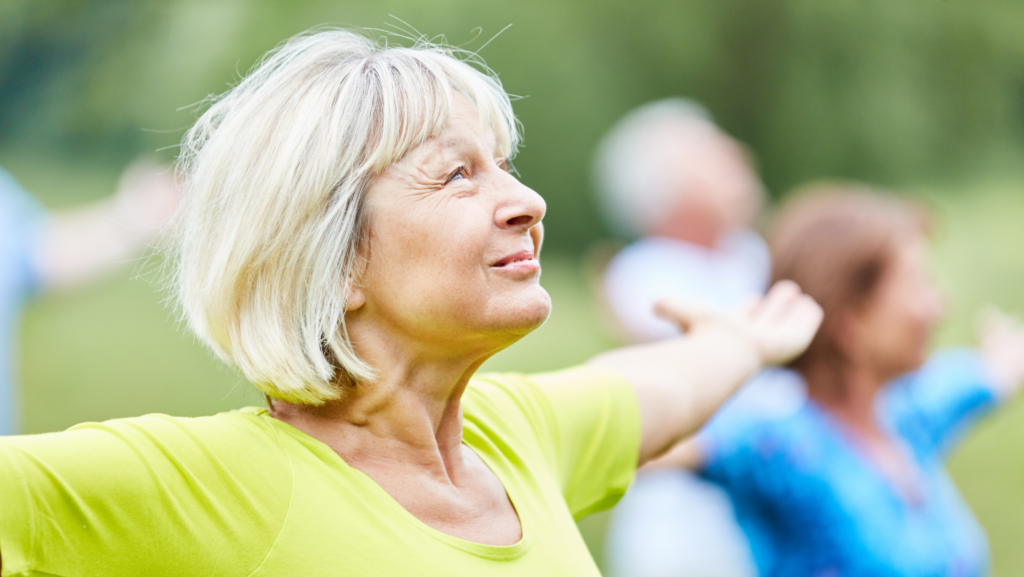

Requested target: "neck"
[
  {"left": 805, "top": 361, "right": 888, "bottom": 435},
  {"left": 270, "top": 320, "right": 502, "bottom": 481}
]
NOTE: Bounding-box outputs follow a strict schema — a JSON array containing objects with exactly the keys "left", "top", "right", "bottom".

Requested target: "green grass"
[{"left": 7, "top": 156, "right": 1024, "bottom": 575}]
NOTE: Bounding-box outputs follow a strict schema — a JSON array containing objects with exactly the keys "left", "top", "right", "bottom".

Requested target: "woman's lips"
[{"left": 492, "top": 249, "right": 539, "bottom": 272}]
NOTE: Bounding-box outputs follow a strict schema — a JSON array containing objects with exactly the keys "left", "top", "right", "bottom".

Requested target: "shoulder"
[
  {"left": 467, "top": 365, "right": 636, "bottom": 416},
  {"left": 0, "top": 409, "right": 293, "bottom": 575},
  {"left": 464, "top": 373, "right": 559, "bottom": 442},
  {"left": 73, "top": 408, "right": 285, "bottom": 451},
  {"left": 717, "top": 229, "right": 772, "bottom": 285},
  {"left": 2, "top": 409, "right": 291, "bottom": 489},
  {"left": 607, "top": 237, "right": 703, "bottom": 275},
  {"left": 719, "top": 229, "right": 769, "bottom": 260},
  {"left": 464, "top": 367, "right": 639, "bottom": 459}
]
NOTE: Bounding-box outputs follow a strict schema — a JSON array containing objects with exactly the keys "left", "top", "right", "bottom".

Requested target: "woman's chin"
[{"left": 491, "top": 288, "right": 553, "bottom": 336}]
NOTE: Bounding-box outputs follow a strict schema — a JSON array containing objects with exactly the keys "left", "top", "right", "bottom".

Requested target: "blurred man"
[
  {"left": 595, "top": 99, "right": 769, "bottom": 340},
  {"left": 595, "top": 99, "right": 801, "bottom": 577},
  {"left": 0, "top": 161, "right": 178, "bottom": 435}
]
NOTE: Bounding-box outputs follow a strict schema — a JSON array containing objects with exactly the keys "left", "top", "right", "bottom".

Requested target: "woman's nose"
[{"left": 495, "top": 174, "right": 546, "bottom": 231}]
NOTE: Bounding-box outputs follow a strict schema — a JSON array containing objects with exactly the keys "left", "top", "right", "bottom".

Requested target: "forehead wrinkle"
[
  {"left": 390, "top": 136, "right": 447, "bottom": 178},
  {"left": 445, "top": 97, "right": 501, "bottom": 156},
  {"left": 437, "top": 123, "right": 501, "bottom": 163},
  {"left": 386, "top": 102, "right": 502, "bottom": 189}
]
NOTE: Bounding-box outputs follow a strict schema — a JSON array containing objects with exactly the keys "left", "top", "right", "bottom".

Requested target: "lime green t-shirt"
[{"left": 0, "top": 367, "right": 640, "bottom": 576}]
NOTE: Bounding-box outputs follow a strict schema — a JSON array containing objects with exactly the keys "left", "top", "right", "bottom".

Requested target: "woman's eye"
[{"left": 447, "top": 167, "right": 465, "bottom": 183}]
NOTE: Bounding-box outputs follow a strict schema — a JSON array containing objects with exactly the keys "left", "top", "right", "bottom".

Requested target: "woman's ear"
[
  {"left": 345, "top": 242, "right": 370, "bottom": 312},
  {"left": 832, "top": 309, "right": 864, "bottom": 365},
  {"left": 345, "top": 283, "right": 365, "bottom": 311}
]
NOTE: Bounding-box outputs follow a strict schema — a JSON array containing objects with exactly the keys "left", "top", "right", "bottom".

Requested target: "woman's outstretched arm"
[{"left": 589, "top": 281, "right": 822, "bottom": 466}]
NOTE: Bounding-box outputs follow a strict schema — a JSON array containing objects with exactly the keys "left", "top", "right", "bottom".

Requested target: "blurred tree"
[{"left": 2, "top": 0, "right": 1024, "bottom": 251}]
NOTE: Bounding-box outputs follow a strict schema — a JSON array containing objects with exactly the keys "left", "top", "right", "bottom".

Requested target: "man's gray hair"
[{"left": 593, "top": 98, "right": 714, "bottom": 238}]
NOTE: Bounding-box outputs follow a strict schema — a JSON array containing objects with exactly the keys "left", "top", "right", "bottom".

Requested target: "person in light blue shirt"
[
  {"left": 0, "top": 164, "right": 178, "bottom": 434},
  {"left": 654, "top": 184, "right": 1024, "bottom": 577},
  {"left": 598, "top": 99, "right": 791, "bottom": 577},
  {"left": 595, "top": 99, "right": 770, "bottom": 342},
  {"left": 0, "top": 169, "right": 47, "bottom": 435}
]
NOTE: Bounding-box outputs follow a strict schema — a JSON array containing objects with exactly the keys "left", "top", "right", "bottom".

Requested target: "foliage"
[
  {"left": 3, "top": 0, "right": 1024, "bottom": 252},
  {"left": 8, "top": 156, "right": 1024, "bottom": 575}
]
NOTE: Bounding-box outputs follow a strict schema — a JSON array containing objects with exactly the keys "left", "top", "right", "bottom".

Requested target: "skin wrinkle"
[
  {"left": 269, "top": 91, "right": 544, "bottom": 546},
  {"left": 264, "top": 86, "right": 821, "bottom": 550},
  {"left": 0, "top": 35, "right": 834, "bottom": 572}
]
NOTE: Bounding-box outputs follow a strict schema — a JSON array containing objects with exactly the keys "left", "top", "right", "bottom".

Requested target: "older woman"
[
  {"left": 0, "top": 30, "right": 821, "bottom": 576},
  {"left": 650, "top": 185, "right": 1024, "bottom": 576}
]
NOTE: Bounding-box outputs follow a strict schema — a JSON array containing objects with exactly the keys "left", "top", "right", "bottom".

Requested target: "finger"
[
  {"left": 757, "top": 280, "right": 803, "bottom": 322},
  {"left": 654, "top": 298, "right": 719, "bottom": 332},
  {"left": 795, "top": 294, "right": 825, "bottom": 335},
  {"left": 765, "top": 295, "right": 823, "bottom": 365},
  {"left": 736, "top": 295, "right": 761, "bottom": 320}
]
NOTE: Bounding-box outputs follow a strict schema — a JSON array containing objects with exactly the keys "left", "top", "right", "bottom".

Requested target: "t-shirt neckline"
[{"left": 240, "top": 406, "right": 532, "bottom": 561}]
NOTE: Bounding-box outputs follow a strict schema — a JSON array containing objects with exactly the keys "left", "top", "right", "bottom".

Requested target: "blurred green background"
[{"left": 4, "top": 0, "right": 1024, "bottom": 574}]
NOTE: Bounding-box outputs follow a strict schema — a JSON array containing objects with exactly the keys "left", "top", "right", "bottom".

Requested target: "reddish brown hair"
[{"left": 769, "top": 183, "right": 929, "bottom": 389}]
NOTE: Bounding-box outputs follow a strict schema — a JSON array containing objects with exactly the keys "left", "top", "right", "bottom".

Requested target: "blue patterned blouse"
[{"left": 700, "top": 350, "right": 999, "bottom": 577}]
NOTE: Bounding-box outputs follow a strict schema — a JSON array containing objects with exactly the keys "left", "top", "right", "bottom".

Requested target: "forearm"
[
  {"left": 35, "top": 201, "right": 154, "bottom": 290},
  {"left": 588, "top": 323, "right": 760, "bottom": 465},
  {"left": 639, "top": 437, "right": 705, "bottom": 471}
]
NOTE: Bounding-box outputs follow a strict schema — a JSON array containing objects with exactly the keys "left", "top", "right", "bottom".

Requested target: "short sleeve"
[
  {"left": 883, "top": 349, "right": 1000, "bottom": 457},
  {"left": 0, "top": 412, "right": 290, "bottom": 576},
  {"left": 0, "top": 168, "right": 48, "bottom": 298},
  {"left": 529, "top": 367, "right": 642, "bottom": 520}
]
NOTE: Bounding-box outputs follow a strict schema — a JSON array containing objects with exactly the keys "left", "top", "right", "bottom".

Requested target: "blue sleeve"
[
  {"left": 0, "top": 168, "right": 48, "bottom": 297},
  {"left": 883, "top": 349, "right": 999, "bottom": 458},
  {"left": 697, "top": 423, "right": 800, "bottom": 575},
  {"left": 699, "top": 417, "right": 808, "bottom": 515}
]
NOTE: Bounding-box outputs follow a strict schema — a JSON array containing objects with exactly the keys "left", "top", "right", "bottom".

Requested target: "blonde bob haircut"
[{"left": 172, "top": 28, "right": 521, "bottom": 405}]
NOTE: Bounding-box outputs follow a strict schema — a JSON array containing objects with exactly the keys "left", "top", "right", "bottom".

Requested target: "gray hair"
[
  {"left": 170, "top": 29, "right": 520, "bottom": 405},
  {"left": 592, "top": 98, "right": 714, "bottom": 238}
]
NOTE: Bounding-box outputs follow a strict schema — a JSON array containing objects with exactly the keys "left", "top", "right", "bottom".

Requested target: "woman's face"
[
  {"left": 849, "top": 233, "right": 944, "bottom": 379},
  {"left": 349, "top": 92, "right": 550, "bottom": 356}
]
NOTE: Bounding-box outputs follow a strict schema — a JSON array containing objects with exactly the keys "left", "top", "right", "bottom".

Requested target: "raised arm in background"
[
  {"left": 644, "top": 307, "right": 1024, "bottom": 473},
  {"left": 33, "top": 160, "right": 180, "bottom": 291}
]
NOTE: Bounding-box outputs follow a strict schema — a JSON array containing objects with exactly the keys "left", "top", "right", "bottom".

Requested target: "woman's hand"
[
  {"left": 978, "top": 307, "right": 1024, "bottom": 398},
  {"left": 656, "top": 280, "right": 823, "bottom": 367},
  {"left": 590, "top": 281, "right": 822, "bottom": 466}
]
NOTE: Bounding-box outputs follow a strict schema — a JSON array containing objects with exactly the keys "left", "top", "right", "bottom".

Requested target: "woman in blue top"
[{"left": 653, "top": 184, "right": 1024, "bottom": 576}]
